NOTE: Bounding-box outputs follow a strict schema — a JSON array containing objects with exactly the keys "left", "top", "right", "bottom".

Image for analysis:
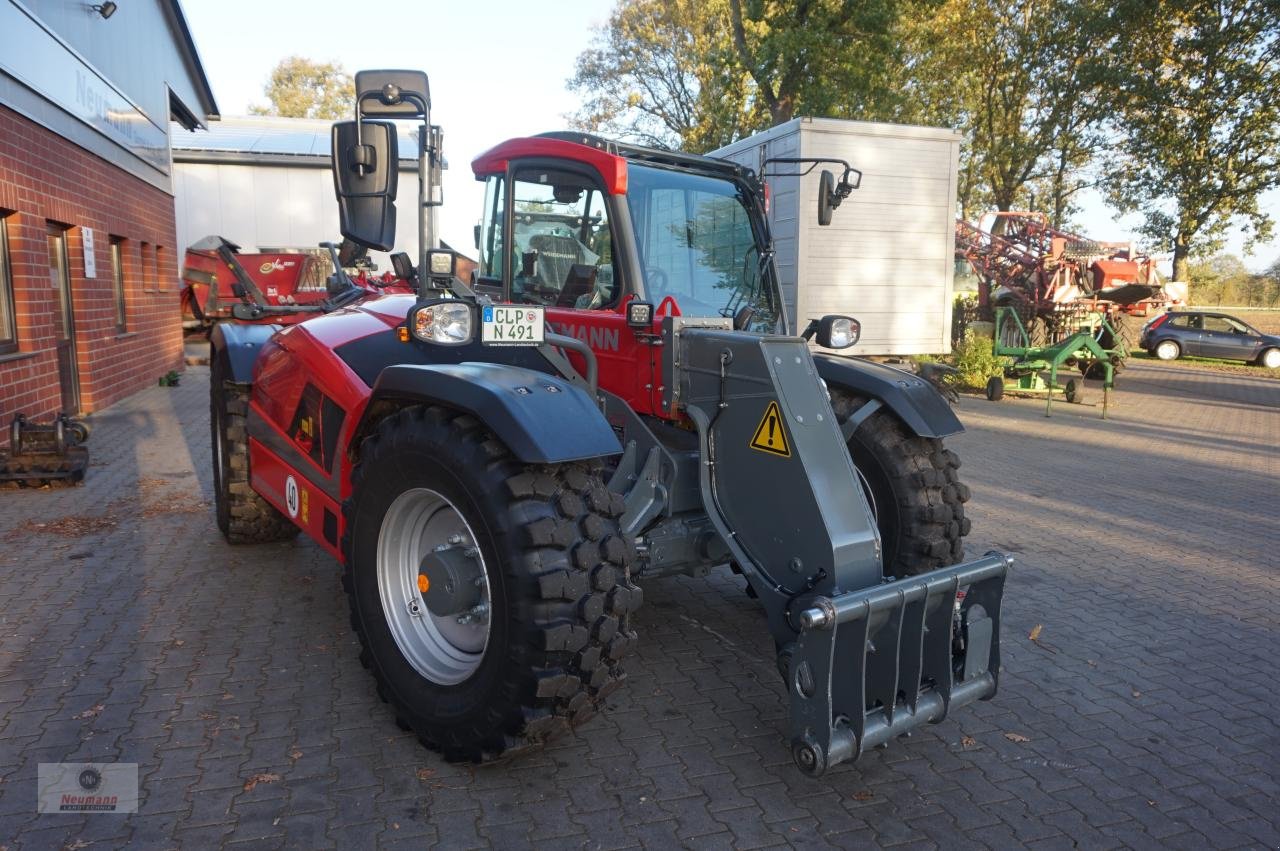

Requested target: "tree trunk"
[{"left": 1171, "top": 232, "right": 1190, "bottom": 283}]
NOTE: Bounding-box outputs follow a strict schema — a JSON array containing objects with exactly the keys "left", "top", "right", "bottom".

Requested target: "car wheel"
[
  {"left": 1261, "top": 348, "right": 1280, "bottom": 369},
  {"left": 1155, "top": 340, "right": 1180, "bottom": 361}
]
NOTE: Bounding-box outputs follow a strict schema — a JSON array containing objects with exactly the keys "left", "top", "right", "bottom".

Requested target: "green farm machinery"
[{"left": 984, "top": 306, "right": 1123, "bottom": 417}]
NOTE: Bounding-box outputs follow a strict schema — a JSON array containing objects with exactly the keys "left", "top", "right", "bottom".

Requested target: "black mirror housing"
[
  {"left": 332, "top": 120, "right": 399, "bottom": 251},
  {"left": 818, "top": 170, "right": 836, "bottom": 227}
]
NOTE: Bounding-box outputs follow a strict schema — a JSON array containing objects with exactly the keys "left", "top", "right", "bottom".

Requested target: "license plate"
[{"left": 481, "top": 305, "right": 545, "bottom": 346}]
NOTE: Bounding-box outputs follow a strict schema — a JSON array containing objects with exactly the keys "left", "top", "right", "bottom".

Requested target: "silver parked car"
[{"left": 1140, "top": 311, "right": 1280, "bottom": 368}]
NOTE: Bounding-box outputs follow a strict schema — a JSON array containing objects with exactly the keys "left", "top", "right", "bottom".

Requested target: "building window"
[
  {"left": 0, "top": 213, "right": 16, "bottom": 355},
  {"left": 141, "top": 242, "right": 154, "bottom": 292},
  {"left": 156, "top": 245, "right": 167, "bottom": 291},
  {"left": 110, "top": 237, "right": 127, "bottom": 332}
]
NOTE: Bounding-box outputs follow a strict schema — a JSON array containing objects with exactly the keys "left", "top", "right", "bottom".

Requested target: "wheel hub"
[{"left": 418, "top": 545, "right": 486, "bottom": 618}]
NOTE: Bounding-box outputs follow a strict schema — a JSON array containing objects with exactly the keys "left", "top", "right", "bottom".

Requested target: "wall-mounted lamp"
[{"left": 90, "top": 1, "right": 118, "bottom": 18}]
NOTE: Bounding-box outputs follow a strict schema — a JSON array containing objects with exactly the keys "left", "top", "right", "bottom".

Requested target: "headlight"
[
  {"left": 411, "top": 300, "right": 473, "bottom": 346},
  {"left": 817, "top": 315, "right": 860, "bottom": 349}
]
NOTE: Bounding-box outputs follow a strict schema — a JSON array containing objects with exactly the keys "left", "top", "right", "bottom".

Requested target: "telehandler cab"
[{"left": 209, "top": 69, "right": 1009, "bottom": 776}]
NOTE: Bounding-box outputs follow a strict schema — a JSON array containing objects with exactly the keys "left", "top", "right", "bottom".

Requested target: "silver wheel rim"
[
  {"left": 1264, "top": 350, "right": 1280, "bottom": 369},
  {"left": 377, "top": 488, "right": 491, "bottom": 685},
  {"left": 1157, "top": 342, "right": 1177, "bottom": 360}
]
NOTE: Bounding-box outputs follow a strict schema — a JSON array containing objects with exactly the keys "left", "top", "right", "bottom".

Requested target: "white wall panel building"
[
  {"left": 171, "top": 117, "right": 420, "bottom": 267},
  {"left": 713, "top": 117, "right": 961, "bottom": 355}
]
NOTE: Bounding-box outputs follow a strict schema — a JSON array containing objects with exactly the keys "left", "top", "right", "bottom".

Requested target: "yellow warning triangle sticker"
[{"left": 749, "top": 400, "right": 791, "bottom": 457}]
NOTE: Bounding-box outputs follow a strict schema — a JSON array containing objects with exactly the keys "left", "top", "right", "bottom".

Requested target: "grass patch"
[{"left": 1129, "top": 350, "right": 1279, "bottom": 379}]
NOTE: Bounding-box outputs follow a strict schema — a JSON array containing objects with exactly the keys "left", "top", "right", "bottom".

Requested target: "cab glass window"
[
  {"left": 477, "top": 175, "right": 505, "bottom": 286},
  {"left": 625, "top": 163, "right": 778, "bottom": 331},
  {"left": 509, "top": 167, "right": 617, "bottom": 308}
]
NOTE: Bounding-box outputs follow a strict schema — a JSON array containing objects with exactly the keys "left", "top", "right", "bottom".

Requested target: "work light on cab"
[
  {"left": 803, "top": 315, "right": 861, "bottom": 349},
  {"left": 411, "top": 300, "right": 473, "bottom": 345}
]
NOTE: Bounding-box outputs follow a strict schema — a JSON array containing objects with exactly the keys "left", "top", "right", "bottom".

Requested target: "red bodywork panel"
[
  {"left": 181, "top": 241, "right": 414, "bottom": 325},
  {"left": 471, "top": 137, "right": 628, "bottom": 195},
  {"left": 245, "top": 295, "right": 415, "bottom": 559}
]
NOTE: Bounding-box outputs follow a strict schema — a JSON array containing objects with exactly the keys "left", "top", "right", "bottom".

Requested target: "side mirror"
[
  {"left": 473, "top": 223, "right": 481, "bottom": 250},
  {"left": 332, "top": 120, "right": 398, "bottom": 251},
  {"left": 818, "top": 170, "right": 836, "bottom": 227}
]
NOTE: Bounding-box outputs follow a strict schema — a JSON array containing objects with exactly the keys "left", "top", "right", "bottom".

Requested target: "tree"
[
  {"left": 725, "top": 0, "right": 905, "bottom": 126},
  {"left": 1103, "top": 0, "right": 1280, "bottom": 283},
  {"left": 568, "top": 0, "right": 909, "bottom": 152},
  {"left": 906, "top": 0, "right": 1115, "bottom": 227},
  {"left": 250, "top": 57, "right": 354, "bottom": 120},
  {"left": 567, "top": 0, "right": 756, "bottom": 151},
  {"left": 1188, "top": 253, "right": 1251, "bottom": 305}
]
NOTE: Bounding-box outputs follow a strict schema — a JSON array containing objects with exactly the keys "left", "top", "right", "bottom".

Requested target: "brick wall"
[{"left": 0, "top": 104, "right": 184, "bottom": 420}]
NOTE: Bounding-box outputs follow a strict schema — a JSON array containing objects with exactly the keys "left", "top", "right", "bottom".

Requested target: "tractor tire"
[
  {"left": 210, "top": 352, "right": 298, "bottom": 544},
  {"left": 829, "top": 389, "right": 971, "bottom": 577},
  {"left": 342, "top": 405, "right": 640, "bottom": 762}
]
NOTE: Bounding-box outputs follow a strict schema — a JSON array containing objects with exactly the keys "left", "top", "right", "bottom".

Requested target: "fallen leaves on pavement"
[
  {"left": 73, "top": 704, "right": 104, "bottom": 720},
  {"left": 1004, "top": 732, "right": 1031, "bottom": 743},
  {"left": 242, "top": 773, "right": 281, "bottom": 793}
]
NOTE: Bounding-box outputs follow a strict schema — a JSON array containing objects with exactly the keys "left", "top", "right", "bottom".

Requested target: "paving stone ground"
[{"left": 0, "top": 359, "right": 1276, "bottom": 849}]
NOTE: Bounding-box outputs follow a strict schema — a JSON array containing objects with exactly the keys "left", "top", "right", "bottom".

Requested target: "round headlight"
[
  {"left": 412, "top": 301, "right": 474, "bottom": 345},
  {"left": 817, "top": 315, "right": 860, "bottom": 349}
]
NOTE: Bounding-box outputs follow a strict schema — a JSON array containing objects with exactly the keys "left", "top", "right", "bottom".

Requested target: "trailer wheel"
[
  {"left": 342, "top": 405, "right": 639, "bottom": 762},
  {"left": 830, "top": 389, "right": 971, "bottom": 577},
  {"left": 210, "top": 352, "right": 298, "bottom": 544},
  {"left": 985, "top": 376, "right": 1005, "bottom": 401}
]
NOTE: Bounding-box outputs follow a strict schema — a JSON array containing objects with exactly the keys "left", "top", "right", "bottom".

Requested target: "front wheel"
[
  {"left": 1260, "top": 348, "right": 1280, "bottom": 369},
  {"left": 830, "top": 390, "right": 972, "bottom": 577},
  {"left": 343, "top": 405, "right": 641, "bottom": 761}
]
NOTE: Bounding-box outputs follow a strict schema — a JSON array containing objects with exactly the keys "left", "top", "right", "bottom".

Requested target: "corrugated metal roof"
[{"left": 171, "top": 116, "right": 419, "bottom": 165}]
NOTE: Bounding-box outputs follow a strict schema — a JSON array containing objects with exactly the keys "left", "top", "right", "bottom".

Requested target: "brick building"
[{"left": 0, "top": 0, "right": 216, "bottom": 418}]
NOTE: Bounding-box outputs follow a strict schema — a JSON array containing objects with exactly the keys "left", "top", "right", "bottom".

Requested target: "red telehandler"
[{"left": 209, "top": 70, "right": 1009, "bottom": 776}]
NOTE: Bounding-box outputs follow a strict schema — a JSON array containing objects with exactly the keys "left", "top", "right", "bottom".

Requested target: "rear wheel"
[
  {"left": 830, "top": 390, "right": 971, "bottom": 577},
  {"left": 210, "top": 351, "right": 297, "bottom": 543},
  {"left": 343, "top": 405, "right": 640, "bottom": 761},
  {"left": 1155, "top": 340, "right": 1180, "bottom": 361}
]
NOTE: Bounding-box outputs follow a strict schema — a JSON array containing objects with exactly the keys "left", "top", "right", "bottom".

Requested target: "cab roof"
[{"left": 470, "top": 132, "right": 752, "bottom": 196}]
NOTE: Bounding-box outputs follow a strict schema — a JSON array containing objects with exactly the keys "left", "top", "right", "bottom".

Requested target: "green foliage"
[
  {"left": 568, "top": 0, "right": 908, "bottom": 151},
  {"left": 569, "top": 0, "right": 1280, "bottom": 263},
  {"left": 1103, "top": 0, "right": 1280, "bottom": 281},
  {"left": 1190, "top": 253, "right": 1280, "bottom": 307},
  {"left": 251, "top": 57, "right": 353, "bottom": 121},
  {"left": 952, "top": 329, "right": 1004, "bottom": 390}
]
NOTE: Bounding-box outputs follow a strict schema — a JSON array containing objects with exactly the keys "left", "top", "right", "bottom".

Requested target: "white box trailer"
[{"left": 712, "top": 117, "right": 961, "bottom": 355}]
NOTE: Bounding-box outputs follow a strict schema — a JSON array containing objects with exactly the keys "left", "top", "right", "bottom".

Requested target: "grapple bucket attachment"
[
  {"left": 788, "top": 553, "right": 1009, "bottom": 776},
  {"left": 673, "top": 325, "right": 1010, "bottom": 775}
]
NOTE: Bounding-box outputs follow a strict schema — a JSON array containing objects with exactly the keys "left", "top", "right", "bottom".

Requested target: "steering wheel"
[{"left": 644, "top": 267, "right": 669, "bottom": 297}]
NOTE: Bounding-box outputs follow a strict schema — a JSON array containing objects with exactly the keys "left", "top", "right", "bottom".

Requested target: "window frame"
[
  {"left": 0, "top": 213, "right": 16, "bottom": 354},
  {"left": 110, "top": 236, "right": 127, "bottom": 333}
]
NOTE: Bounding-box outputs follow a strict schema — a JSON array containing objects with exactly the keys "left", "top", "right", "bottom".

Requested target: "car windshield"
[{"left": 625, "top": 163, "right": 781, "bottom": 332}]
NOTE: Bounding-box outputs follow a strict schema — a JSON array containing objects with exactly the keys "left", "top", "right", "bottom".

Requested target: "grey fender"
[
  {"left": 209, "top": 322, "right": 282, "bottom": 383},
  {"left": 813, "top": 354, "right": 963, "bottom": 438},
  {"left": 364, "top": 362, "right": 622, "bottom": 464}
]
